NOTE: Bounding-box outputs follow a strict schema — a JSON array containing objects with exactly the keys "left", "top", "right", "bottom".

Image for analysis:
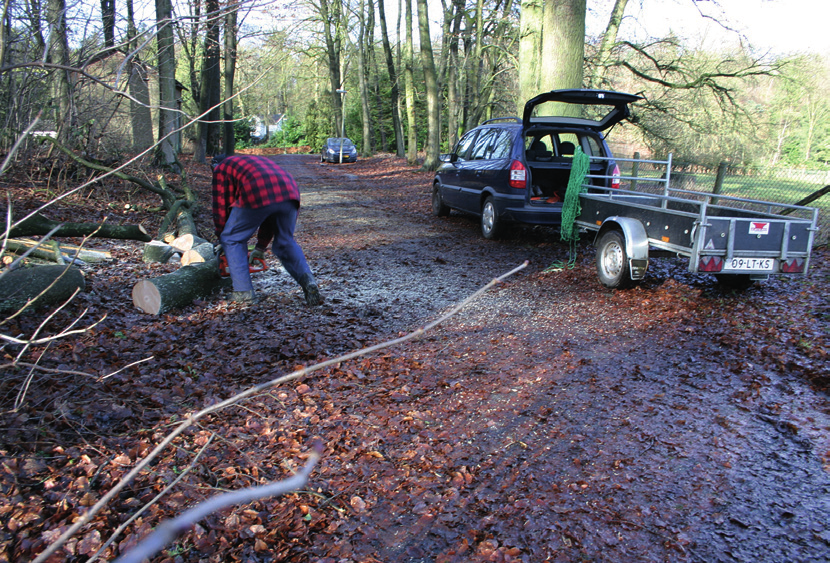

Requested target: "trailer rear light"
[
  {"left": 611, "top": 164, "right": 621, "bottom": 189},
  {"left": 509, "top": 160, "right": 527, "bottom": 188},
  {"left": 781, "top": 258, "right": 804, "bottom": 273},
  {"left": 699, "top": 256, "right": 723, "bottom": 272}
]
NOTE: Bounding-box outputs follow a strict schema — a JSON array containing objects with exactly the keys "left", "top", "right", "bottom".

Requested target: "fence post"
[
  {"left": 712, "top": 161, "right": 727, "bottom": 205},
  {"left": 631, "top": 152, "right": 640, "bottom": 191}
]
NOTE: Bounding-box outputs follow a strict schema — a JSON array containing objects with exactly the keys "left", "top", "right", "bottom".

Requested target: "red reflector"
[
  {"left": 509, "top": 160, "right": 527, "bottom": 189},
  {"left": 781, "top": 258, "right": 804, "bottom": 273},
  {"left": 611, "top": 164, "right": 621, "bottom": 189},
  {"left": 699, "top": 256, "right": 723, "bottom": 272}
]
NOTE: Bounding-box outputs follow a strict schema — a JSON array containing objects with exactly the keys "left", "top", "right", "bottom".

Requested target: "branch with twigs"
[
  {"left": 115, "top": 446, "right": 322, "bottom": 563},
  {"left": 32, "top": 261, "right": 529, "bottom": 563}
]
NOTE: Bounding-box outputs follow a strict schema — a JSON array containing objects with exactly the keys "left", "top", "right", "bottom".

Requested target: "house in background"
[{"left": 251, "top": 114, "right": 285, "bottom": 143}]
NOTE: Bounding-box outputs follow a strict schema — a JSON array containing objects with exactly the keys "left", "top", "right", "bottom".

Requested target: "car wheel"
[
  {"left": 596, "top": 229, "right": 633, "bottom": 288},
  {"left": 432, "top": 183, "right": 450, "bottom": 217},
  {"left": 481, "top": 197, "right": 502, "bottom": 240}
]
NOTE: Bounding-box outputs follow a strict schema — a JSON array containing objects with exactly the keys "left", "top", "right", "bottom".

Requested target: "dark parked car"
[
  {"left": 432, "top": 89, "right": 641, "bottom": 238},
  {"left": 321, "top": 137, "right": 358, "bottom": 163}
]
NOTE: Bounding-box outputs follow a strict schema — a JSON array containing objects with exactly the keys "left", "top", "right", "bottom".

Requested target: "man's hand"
[
  {"left": 214, "top": 243, "right": 224, "bottom": 257},
  {"left": 249, "top": 247, "right": 266, "bottom": 264}
]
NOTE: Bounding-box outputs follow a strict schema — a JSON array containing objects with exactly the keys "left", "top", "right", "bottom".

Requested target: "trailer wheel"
[
  {"left": 481, "top": 197, "right": 502, "bottom": 239},
  {"left": 432, "top": 183, "right": 450, "bottom": 217},
  {"left": 596, "top": 230, "right": 633, "bottom": 289}
]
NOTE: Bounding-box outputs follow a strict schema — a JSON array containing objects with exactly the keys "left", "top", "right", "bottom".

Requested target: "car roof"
[{"left": 522, "top": 89, "right": 642, "bottom": 132}]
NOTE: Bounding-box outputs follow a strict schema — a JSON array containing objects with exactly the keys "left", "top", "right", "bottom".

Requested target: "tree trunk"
[
  {"left": 46, "top": 0, "right": 73, "bottom": 142},
  {"left": 154, "top": 0, "right": 179, "bottom": 169},
  {"left": 357, "top": 0, "right": 372, "bottom": 156},
  {"left": 518, "top": 0, "right": 544, "bottom": 109},
  {"left": 101, "top": 0, "right": 115, "bottom": 47},
  {"left": 540, "top": 0, "right": 585, "bottom": 95},
  {"left": 142, "top": 240, "right": 178, "bottom": 263},
  {"left": 417, "top": 0, "right": 440, "bottom": 171},
  {"left": 132, "top": 258, "right": 231, "bottom": 315},
  {"left": 128, "top": 60, "right": 155, "bottom": 152},
  {"left": 7, "top": 213, "right": 151, "bottom": 241},
  {"left": 180, "top": 242, "right": 215, "bottom": 266},
  {"left": 5, "top": 239, "right": 112, "bottom": 263},
  {"left": 403, "top": 0, "right": 417, "bottom": 165},
  {"left": 0, "top": 265, "right": 85, "bottom": 314},
  {"left": 377, "top": 0, "right": 404, "bottom": 157},
  {"left": 589, "top": 0, "right": 628, "bottom": 89},
  {"left": 320, "top": 0, "right": 344, "bottom": 136},
  {"left": 222, "top": 5, "right": 238, "bottom": 155},
  {"left": 195, "top": 0, "right": 222, "bottom": 163},
  {"left": 169, "top": 233, "right": 209, "bottom": 253}
]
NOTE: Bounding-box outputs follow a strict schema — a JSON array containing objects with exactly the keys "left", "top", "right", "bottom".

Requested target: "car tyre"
[
  {"left": 432, "top": 184, "right": 450, "bottom": 217},
  {"left": 481, "top": 197, "right": 502, "bottom": 240},
  {"left": 596, "top": 229, "right": 633, "bottom": 288}
]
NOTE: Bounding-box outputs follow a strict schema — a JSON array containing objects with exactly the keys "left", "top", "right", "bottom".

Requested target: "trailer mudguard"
[{"left": 595, "top": 217, "right": 650, "bottom": 280}]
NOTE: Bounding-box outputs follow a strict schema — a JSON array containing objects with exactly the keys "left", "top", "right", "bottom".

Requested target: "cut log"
[
  {"left": 0, "top": 265, "right": 85, "bottom": 313},
  {"left": 180, "top": 242, "right": 216, "bottom": 266},
  {"left": 132, "top": 258, "right": 231, "bottom": 315},
  {"left": 142, "top": 240, "right": 179, "bottom": 264},
  {"left": 5, "top": 239, "right": 112, "bottom": 263},
  {"left": 169, "top": 233, "right": 209, "bottom": 253},
  {"left": 7, "top": 213, "right": 151, "bottom": 241}
]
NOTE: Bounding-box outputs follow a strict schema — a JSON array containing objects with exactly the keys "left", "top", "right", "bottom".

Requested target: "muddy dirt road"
[
  {"left": 3, "top": 153, "right": 828, "bottom": 563},
  {"left": 252, "top": 155, "right": 830, "bottom": 562}
]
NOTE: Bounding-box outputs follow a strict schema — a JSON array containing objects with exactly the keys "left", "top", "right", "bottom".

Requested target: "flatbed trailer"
[{"left": 575, "top": 155, "right": 820, "bottom": 288}]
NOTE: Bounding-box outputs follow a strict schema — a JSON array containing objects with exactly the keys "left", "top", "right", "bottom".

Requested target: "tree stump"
[{"left": 132, "top": 258, "right": 231, "bottom": 315}]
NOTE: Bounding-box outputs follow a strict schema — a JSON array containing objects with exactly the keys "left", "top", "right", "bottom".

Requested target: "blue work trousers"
[{"left": 219, "top": 201, "right": 311, "bottom": 292}]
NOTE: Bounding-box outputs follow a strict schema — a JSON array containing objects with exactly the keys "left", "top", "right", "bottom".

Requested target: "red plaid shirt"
[{"left": 212, "top": 155, "right": 300, "bottom": 237}]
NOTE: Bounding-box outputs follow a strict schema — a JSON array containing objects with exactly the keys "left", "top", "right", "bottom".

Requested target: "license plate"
[{"left": 723, "top": 258, "right": 774, "bottom": 272}]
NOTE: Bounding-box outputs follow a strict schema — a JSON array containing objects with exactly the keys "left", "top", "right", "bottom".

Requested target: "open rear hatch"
[{"left": 522, "top": 89, "right": 642, "bottom": 131}]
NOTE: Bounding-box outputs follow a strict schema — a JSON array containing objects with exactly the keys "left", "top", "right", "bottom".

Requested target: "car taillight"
[
  {"left": 611, "top": 164, "right": 621, "bottom": 189},
  {"left": 509, "top": 160, "right": 527, "bottom": 189}
]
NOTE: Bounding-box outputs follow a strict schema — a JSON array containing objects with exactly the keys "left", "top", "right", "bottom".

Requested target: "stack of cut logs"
[{"left": 132, "top": 233, "right": 231, "bottom": 315}]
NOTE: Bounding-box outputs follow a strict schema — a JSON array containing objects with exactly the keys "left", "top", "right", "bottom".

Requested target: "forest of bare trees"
[{"left": 0, "top": 0, "right": 827, "bottom": 173}]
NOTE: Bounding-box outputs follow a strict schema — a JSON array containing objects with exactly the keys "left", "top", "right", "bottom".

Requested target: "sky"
[{"left": 596, "top": 0, "right": 830, "bottom": 57}]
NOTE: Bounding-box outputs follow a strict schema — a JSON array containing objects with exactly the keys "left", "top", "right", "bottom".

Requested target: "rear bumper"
[{"left": 496, "top": 195, "right": 564, "bottom": 226}]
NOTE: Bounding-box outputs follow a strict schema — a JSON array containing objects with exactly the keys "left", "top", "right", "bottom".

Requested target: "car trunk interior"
[{"left": 528, "top": 163, "right": 605, "bottom": 203}]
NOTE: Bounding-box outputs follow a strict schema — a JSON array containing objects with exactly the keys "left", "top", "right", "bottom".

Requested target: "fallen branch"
[
  {"left": 4, "top": 238, "right": 112, "bottom": 263},
  {"left": 7, "top": 212, "right": 151, "bottom": 242},
  {"left": 115, "top": 448, "right": 321, "bottom": 563},
  {"left": 33, "top": 261, "right": 529, "bottom": 563}
]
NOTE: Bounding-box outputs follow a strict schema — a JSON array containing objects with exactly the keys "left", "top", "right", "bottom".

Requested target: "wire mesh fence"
[{"left": 610, "top": 153, "right": 829, "bottom": 246}]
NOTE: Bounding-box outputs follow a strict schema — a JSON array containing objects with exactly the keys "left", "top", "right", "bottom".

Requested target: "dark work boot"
[{"left": 298, "top": 273, "right": 322, "bottom": 306}]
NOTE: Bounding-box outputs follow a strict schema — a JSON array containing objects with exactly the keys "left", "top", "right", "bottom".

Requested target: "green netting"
[
  {"left": 545, "top": 146, "right": 590, "bottom": 272},
  {"left": 560, "top": 146, "right": 590, "bottom": 243}
]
